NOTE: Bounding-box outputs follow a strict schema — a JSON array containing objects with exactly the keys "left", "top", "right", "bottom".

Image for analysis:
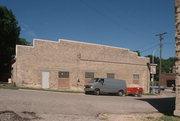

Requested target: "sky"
[{"left": 0, "top": 0, "right": 175, "bottom": 59}]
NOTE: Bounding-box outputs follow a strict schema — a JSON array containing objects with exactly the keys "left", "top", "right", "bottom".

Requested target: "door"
[
  {"left": 42, "top": 72, "right": 49, "bottom": 88},
  {"left": 99, "top": 79, "right": 109, "bottom": 93}
]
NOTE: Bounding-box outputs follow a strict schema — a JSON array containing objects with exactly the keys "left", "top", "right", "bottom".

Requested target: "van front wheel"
[
  {"left": 118, "top": 90, "right": 124, "bottom": 96},
  {"left": 94, "top": 89, "right": 100, "bottom": 95}
]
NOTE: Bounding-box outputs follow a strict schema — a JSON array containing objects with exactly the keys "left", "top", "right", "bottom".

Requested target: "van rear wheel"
[
  {"left": 94, "top": 89, "right": 100, "bottom": 95},
  {"left": 118, "top": 90, "right": 124, "bottom": 96}
]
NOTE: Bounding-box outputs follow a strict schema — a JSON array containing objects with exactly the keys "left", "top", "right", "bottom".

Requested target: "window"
[
  {"left": 85, "top": 72, "right": 94, "bottom": 78},
  {"left": 167, "top": 80, "right": 175, "bottom": 87},
  {"left": 133, "top": 74, "right": 140, "bottom": 80},
  {"left": 107, "top": 73, "right": 115, "bottom": 78},
  {"left": 58, "top": 71, "right": 69, "bottom": 78}
]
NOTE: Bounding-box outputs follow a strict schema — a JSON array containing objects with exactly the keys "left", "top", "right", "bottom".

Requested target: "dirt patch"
[
  {"left": 1, "top": 111, "right": 179, "bottom": 121},
  {"left": 0, "top": 111, "right": 40, "bottom": 121}
]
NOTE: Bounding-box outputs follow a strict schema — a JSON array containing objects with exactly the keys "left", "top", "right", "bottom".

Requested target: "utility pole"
[{"left": 155, "top": 32, "right": 168, "bottom": 87}]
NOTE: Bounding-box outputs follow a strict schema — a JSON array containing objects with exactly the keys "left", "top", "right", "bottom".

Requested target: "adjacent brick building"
[
  {"left": 159, "top": 73, "right": 175, "bottom": 88},
  {"left": 12, "top": 39, "right": 150, "bottom": 92},
  {"left": 175, "top": 0, "right": 180, "bottom": 116}
]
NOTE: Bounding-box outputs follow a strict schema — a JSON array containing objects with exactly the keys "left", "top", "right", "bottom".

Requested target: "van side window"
[
  {"left": 99, "top": 79, "right": 104, "bottom": 83},
  {"left": 99, "top": 79, "right": 104, "bottom": 84}
]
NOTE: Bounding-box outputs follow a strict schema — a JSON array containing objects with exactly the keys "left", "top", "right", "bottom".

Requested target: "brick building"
[
  {"left": 175, "top": 0, "right": 180, "bottom": 116},
  {"left": 12, "top": 39, "right": 150, "bottom": 92},
  {"left": 159, "top": 73, "right": 175, "bottom": 88}
]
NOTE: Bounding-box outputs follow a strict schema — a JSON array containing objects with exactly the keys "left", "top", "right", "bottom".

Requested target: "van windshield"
[{"left": 89, "top": 78, "right": 99, "bottom": 83}]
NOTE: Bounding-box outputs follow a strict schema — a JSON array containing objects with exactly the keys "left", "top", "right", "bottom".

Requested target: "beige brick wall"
[
  {"left": 13, "top": 39, "right": 150, "bottom": 92},
  {"left": 175, "top": 0, "right": 180, "bottom": 116}
]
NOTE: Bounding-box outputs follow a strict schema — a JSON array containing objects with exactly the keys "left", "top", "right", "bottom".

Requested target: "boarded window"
[
  {"left": 133, "top": 74, "right": 140, "bottom": 84},
  {"left": 85, "top": 72, "right": 94, "bottom": 78},
  {"left": 107, "top": 73, "right": 115, "bottom": 78},
  {"left": 58, "top": 72, "right": 69, "bottom": 78}
]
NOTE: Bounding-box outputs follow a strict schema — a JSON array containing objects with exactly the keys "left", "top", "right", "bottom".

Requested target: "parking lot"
[{"left": 0, "top": 89, "right": 175, "bottom": 121}]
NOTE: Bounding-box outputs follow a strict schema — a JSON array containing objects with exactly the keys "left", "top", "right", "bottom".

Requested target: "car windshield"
[{"left": 89, "top": 78, "right": 99, "bottom": 83}]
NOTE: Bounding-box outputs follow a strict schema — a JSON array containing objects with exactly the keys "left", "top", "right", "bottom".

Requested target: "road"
[{"left": 0, "top": 89, "right": 175, "bottom": 121}]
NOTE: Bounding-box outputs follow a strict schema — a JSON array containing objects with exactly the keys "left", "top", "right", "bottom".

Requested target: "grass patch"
[
  {"left": 143, "top": 93, "right": 157, "bottom": 96},
  {"left": 145, "top": 115, "right": 180, "bottom": 121},
  {"left": 158, "top": 115, "right": 180, "bottom": 121},
  {"left": 146, "top": 116, "right": 155, "bottom": 120},
  {"left": 0, "top": 85, "right": 83, "bottom": 93},
  {"left": 0, "top": 85, "right": 19, "bottom": 90}
]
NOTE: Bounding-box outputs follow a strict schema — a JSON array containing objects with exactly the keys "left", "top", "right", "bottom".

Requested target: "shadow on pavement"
[{"left": 137, "top": 97, "right": 175, "bottom": 115}]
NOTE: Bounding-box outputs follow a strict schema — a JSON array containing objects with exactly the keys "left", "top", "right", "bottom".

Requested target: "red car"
[{"left": 126, "top": 87, "right": 143, "bottom": 97}]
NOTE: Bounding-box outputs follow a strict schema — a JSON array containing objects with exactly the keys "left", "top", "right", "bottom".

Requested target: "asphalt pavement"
[{"left": 0, "top": 89, "right": 175, "bottom": 120}]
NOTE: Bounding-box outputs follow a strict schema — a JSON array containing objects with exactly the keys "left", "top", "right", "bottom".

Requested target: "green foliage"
[
  {"left": 17, "top": 38, "right": 31, "bottom": 46},
  {"left": 0, "top": 6, "right": 31, "bottom": 81},
  {"left": 134, "top": 50, "right": 141, "bottom": 56},
  {"left": 0, "top": 6, "right": 20, "bottom": 55},
  {"left": 150, "top": 81, "right": 159, "bottom": 84}
]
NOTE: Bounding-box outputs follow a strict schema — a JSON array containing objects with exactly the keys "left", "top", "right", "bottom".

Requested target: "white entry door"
[{"left": 42, "top": 72, "right": 49, "bottom": 88}]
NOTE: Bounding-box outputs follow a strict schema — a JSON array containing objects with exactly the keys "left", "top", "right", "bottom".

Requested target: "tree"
[
  {"left": 0, "top": 6, "right": 30, "bottom": 82},
  {"left": 17, "top": 38, "right": 31, "bottom": 46},
  {"left": 134, "top": 50, "right": 141, "bottom": 56},
  {"left": 0, "top": 6, "right": 20, "bottom": 55}
]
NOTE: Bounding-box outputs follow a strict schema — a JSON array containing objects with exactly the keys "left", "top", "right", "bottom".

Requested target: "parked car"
[
  {"left": 84, "top": 78, "right": 127, "bottom": 96},
  {"left": 126, "top": 87, "right": 143, "bottom": 97},
  {"left": 150, "top": 86, "right": 165, "bottom": 90},
  {"left": 150, "top": 85, "right": 165, "bottom": 94}
]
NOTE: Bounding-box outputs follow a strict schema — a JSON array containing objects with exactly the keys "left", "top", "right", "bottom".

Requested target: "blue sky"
[{"left": 0, "top": 0, "right": 175, "bottom": 59}]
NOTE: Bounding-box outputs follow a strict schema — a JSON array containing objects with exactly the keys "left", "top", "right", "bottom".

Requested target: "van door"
[{"left": 99, "top": 79, "right": 110, "bottom": 93}]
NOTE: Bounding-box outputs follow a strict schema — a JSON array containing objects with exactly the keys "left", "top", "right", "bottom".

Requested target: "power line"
[
  {"left": 79, "top": 0, "right": 137, "bottom": 35},
  {"left": 140, "top": 41, "right": 174, "bottom": 54},
  {"left": 140, "top": 44, "right": 159, "bottom": 53},
  {"left": 163, "top": 42, "right": 175, "bottom": 45}
]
